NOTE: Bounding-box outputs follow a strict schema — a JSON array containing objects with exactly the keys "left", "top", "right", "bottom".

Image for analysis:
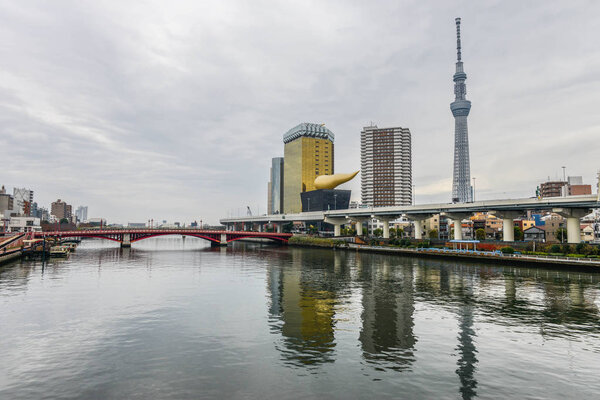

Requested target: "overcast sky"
[{"left": 1, "top": 0, "right": 599, "bottom": 224}]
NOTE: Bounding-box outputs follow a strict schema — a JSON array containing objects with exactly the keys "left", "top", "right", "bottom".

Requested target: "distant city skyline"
[{"left": 0, "top": 1, "right": 599, "bottom": 223}]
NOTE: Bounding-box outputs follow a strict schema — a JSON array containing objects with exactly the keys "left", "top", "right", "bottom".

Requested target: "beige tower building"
[
  {"left": 283, "top": 123, "right": 334, "bottom": 213},
  {"left": 361, "top": 125, "right": 412, "bottom": 207}
]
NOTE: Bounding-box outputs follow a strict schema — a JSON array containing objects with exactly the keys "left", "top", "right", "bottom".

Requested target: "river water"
[{"left": 1, "top": 238, "right": 599, "bottom": 399}]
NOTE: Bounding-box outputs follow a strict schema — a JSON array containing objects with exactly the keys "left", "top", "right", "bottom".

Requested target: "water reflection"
[
  {"left": 267, "top": 249, "right": 339, "bottom": 367},
  {"left": 2, "top": 241, "right": 600, "bottom": 399},
  {"left": 456, "top": 287, "right": 477, "bottom": 400},
  {"left": 358, "top": 256, "right": 416, "bottom": 371}
]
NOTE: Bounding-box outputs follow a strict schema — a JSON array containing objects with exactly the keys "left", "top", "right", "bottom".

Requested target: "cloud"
[{"left": 0, "top": 0, "right": 599, "bottom": 224}]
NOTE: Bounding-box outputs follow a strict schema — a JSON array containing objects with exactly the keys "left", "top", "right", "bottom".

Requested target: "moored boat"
[{"left": 50, "top": 246, "right": 70, "bottom": 257}]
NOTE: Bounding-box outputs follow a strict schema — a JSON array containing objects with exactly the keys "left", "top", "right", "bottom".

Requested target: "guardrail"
[{"left": 347, "top": 244, "right": 600, "bottom": 266}]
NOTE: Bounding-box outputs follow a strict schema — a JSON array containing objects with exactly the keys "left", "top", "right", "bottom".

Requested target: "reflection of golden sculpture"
[{"left": 314, "top": 171, "right": 359, "bottom": 190}]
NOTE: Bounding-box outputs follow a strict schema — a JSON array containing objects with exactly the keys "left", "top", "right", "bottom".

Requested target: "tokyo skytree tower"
[{"left": 450, "top": 17, "right": 473, "bottom": 203}]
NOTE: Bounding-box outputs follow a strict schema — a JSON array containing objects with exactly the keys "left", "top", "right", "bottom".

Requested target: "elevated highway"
[{"left": 220, "top": 194, "right": 600, "bottom": 243}]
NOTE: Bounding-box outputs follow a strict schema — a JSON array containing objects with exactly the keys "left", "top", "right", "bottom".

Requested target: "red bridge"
[{"left": 33, "top": 229, "right": 292, "bottom": 247}]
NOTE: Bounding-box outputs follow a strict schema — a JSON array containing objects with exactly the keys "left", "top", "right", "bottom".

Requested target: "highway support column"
[
  {"left": 443, "top": 213, "right": 473, "bottom": 241},
  {"left": 351, "top": 217, "right": 368, "bottom": 236},
  {"left": 405, "top": 214, "right": 434, "bottom": 240},
  {"left": 376, "top": 216, "right": 397, "bottom": 239},
  {"left": 490, "top": 211, "right": 522, "bottom": 242},
  {"left": 553, "top": 208, "right": 590, "bottom": 244},
  {"left": 325, "top": 217, "right": 350, "bottom": 237}
]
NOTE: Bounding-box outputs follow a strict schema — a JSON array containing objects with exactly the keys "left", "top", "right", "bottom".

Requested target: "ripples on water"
[{"left": 1, "top": 237, "right": 599, "bottom": 399}]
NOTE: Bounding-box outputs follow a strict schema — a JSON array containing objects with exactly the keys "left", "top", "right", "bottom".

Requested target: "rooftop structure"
[{"left": 283, "top": 123, "right": 334, "bottom": 144}]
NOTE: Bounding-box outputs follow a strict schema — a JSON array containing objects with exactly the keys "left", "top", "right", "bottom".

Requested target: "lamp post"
[
  {"left": 307, "top": 198, "right": 310, "bottom": 212},
  {"left": 562, "top": 166, "right": 567, "bottom": 197},
  {"left": 472, "top": 177, "right": 476, "bottom": 202},
  {"left": 334, "top": 194, "right": 337, "bottom": 210}
]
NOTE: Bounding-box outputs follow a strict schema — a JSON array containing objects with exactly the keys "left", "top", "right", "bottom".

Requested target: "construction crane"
[{"left": 246, "top": 206, "right": 253, "bottom": 216}]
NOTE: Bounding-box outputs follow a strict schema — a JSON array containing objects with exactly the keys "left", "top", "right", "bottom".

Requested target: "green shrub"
[
  {"left": 501, "top": 247, "right": 515, "bottom": 254},
  {"left": 289, "top": 236, "right": 337, "bottom": 247},
  {"left": 561, "top": 244, "right": 572, "bottom": 254},
  {"left": 550, "top": 244, "right": 561, "bottom": 254}
]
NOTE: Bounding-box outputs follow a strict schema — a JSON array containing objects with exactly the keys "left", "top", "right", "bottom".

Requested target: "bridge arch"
[{"left": 130, "top": 233, "right": 221, "bottom": 244}]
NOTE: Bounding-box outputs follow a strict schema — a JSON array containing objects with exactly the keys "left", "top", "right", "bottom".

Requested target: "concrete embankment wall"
[
  {"left": 288, "top": 241, "right": 600, "bottom": 271},
  {"left": 0, "top": 249, "right": 22, "bottom": 266}
]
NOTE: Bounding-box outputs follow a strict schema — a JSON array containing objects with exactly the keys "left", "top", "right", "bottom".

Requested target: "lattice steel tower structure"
[{"left": 450, "top": 17, "right": 473, "bottom": 203}]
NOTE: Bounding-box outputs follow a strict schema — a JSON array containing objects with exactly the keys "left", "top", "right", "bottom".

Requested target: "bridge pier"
[
  {"left": 553, "top": 208, "right": 590, "bottom": 243},
  {"left": 405, "top": 214, "right": 434, "bottom": 240},
  {"left": 325, "top": 217, "right": 349, "bottom": 237},
  {"left": 490, "top": 211, "right": 521, "bottom": 242},
  {"left": 376, "top": 216, "right": 397, "bottom": 239},
  {"left": 211, "top": 233, "right": 229, "bottom": 247},
  {"left": 443, "top": 212, "right": 472, "bottom": 241},
  {"left": 121, "top": 233, "right": 131, "bottom": 248},
  {"left": 350, "top": 217, "right": 367, "bottom": 236}
]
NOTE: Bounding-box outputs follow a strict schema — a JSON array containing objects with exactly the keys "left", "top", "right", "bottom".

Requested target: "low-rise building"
[
  {"left": 523, "top": 226, "right": 545, "bottom": 242},
  {"left": 87, "top": 218, "right": 106, "bottom": 227},
  {"left": 514, "top": 218, "right": 535, "bottom": 232},
  {"left": 541, "top": 213, "right": 565, "bottom": 242},
  {"left": 8, "top": 216, "right": 41, "bottom": 232},
  {"left": 581, "top": 224, "right": 595, "bottom": 242}
]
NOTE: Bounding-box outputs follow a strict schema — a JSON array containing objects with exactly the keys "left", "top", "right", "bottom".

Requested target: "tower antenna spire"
[
  {"left": 450, "top": 17, "right": 472, "bottom": 203},
  {"left": 455, "top": 17, "right": 462, "bottom": 62}
]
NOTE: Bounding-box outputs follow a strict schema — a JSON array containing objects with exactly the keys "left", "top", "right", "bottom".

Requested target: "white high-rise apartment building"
[
  {"left": 361, "top": 125, "right": 412, "bottom": 207},
  {"left": 13, "top": 188, "right": 34, "bottom": 215},
  {"left": 76, "top": 206, "right": 88, "bottom": 222}
]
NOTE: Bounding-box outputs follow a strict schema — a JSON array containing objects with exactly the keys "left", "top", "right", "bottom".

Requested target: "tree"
[
  {"left": 556, "top": 228, "right": 567, "bottom": 243},
  {"left": 397, "top": 228, "right": 404, "bottom": 238},
  {"left": 60, "top": 218, "right": 69, "bottom": 224},
  {"left": 428, "top": 229, "right": 438, "bottom": 239},
  {"left": 373, "top": 228, "right": 383, "bottom": 237},
  {"left": 475, "top": 228, "right": 485, "bottom": 241},
  {"left": 513, "top": 226, "right": 523, "bottom": 241}
]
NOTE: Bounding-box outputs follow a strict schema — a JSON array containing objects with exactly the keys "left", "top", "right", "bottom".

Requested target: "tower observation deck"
[{"left": 450, "top": 17, "right": 473, "bottom": 203}]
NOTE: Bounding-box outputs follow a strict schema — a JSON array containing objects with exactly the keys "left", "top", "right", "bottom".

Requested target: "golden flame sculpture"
[{"left": 314, "top": 171, "right": 359, "bottom": 190}]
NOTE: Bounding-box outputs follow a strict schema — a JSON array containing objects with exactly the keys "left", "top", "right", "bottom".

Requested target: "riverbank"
[
  {"left": 288, "top": 236, "right": 600, "bottom": 270},
  {"left": 0, "top": 248, "right": 23, "bottom": 266}
]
